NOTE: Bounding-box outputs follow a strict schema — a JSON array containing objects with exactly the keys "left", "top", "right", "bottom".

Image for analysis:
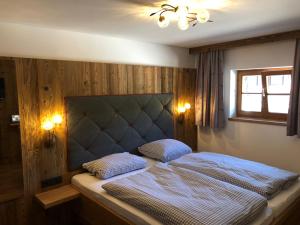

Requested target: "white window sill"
[{"left": 228, "top": 117, "right": 287, "bottom": 126}]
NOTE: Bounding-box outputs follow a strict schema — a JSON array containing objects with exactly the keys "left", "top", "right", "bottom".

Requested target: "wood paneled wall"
[
  {"left": 13, "top": 58, "right": 196, "bottom": 225},
  {"left": 0, "top": 198, "right": 24, "bottom": 225},
  {"left": 0, "top": 59, "right": 21, "bottom": 164},
  {"left": 0, "top": 59, "right": 24, "bottom": 225}
]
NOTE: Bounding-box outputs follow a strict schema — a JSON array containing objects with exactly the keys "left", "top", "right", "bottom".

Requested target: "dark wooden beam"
[{"left": 189, "top": 30, "right": 300, "bottom": 54}]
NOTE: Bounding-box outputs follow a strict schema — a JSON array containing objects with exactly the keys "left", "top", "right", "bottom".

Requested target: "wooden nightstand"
[
  {"left": 35, "top": 185, "right": 80, "bottom": 209},
  {"left": 35, "top": 185, "right": 81, "bottom": 225}
]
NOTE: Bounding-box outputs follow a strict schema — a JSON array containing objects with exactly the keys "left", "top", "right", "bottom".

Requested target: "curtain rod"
[{"left": 189, "top": 30, "right": 300, "bottom": 54}]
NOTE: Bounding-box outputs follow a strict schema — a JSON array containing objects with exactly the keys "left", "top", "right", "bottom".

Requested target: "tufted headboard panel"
[{"left": 66, "top": 94, "right": 174, "bottom": 170}]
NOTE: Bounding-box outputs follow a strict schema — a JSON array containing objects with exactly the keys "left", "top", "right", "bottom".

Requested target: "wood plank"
[
  {"left": 189, "top": 30, "right": 300, "bottom": 54},
  {"left": 271, "top": 195, "right": 300, "bottom": 225},
  {"left": 108, "top": 64, "right": 128, "bottom": 95},
  {"left": 0, "top": 189, "right": 23, "bottom": 204},
  {"left": 0, "top": 59, "right": 22, "bottom": 164},
  {"left": 90, "top": 63, "right": 109, "bottom": 95},
  {"left": 0, "top": 163, "right": 23, "bottom": 204},
  {"left": 173, "top": 68, "right": 197, "bottom": 151},
  {"left": 15, "top": 58, "right": 42, "bottom": 225},
  {"left": 0, "top": 198, "right": 24, "bottom": 225},
  {"left": 153, "top": 66, "right": 162, "bottom": 93},
  {"left": 127, "top": 65, "right": 134, "bottom": 94},
  {"left": 118, "top": 64, "right": 128, "bottom": 95},
  {"left": 76, "top": 193, "right": 132, "bottom": 225},
  {"left": 0, "top": 59, "right": 24, "bottom": 225},
  {"left": 133, "top": 65, "right": 144, "bottom": 94},
  {"left": 36, "top": 60, "right": 64, "bottom": 182},
  {"left": 161, "top": 67, "right": 173, "bottom": 93},
  {"left": 144, "top": 66, "right": 155, "bottom": 93},
  {"left": 35, "top": 185, "right": 80, "bottom": 209}
]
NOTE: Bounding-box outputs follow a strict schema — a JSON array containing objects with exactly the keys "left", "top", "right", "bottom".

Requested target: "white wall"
[
  {"left": 198, "top": 40, "right": 300, "bottom": 173},
  {"left": 0, "top": 23, "right": 195, "bottom": 68}
]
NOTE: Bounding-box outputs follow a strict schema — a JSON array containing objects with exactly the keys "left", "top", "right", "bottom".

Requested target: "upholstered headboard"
[{"left": 66, "top": 94, "right": 174, "bottom": 170}]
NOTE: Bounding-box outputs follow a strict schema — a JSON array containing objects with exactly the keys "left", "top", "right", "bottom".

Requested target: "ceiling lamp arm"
[
  {"left": 150, "top": 3, "right": 179, "bottom": 16},
  {"left": 161, "top": 4, "right": 178, "bottom": 10},
  {"left": 150, "top": 9, "right": 163, "bottom": 16},
  {"left": 150, "top": 3, "right": 212, "bottom": 30}
]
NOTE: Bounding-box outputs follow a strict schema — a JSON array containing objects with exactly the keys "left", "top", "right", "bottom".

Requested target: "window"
[{"left": 237, "top": 68, "right": 292, "bottom": 121}]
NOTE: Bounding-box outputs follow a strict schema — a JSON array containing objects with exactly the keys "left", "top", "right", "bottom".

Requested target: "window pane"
[
  {"left": 267, "top": 75, "right": 291, "bottom": 94},
  {"left": 241, "top": 94, "right": 262, "bottom": 112},
  {"left": 268, "top": 95, "right": 290, "bottom": 114},
  {"left": 242, "top": 75, "right": 262, "bottom": 93}
]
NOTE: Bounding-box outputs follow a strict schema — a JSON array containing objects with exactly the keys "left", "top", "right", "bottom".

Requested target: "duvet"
[
  {"left": 170, "top": 152, "right": 299, "bottom": 199},
  {"left": 103, "top": 163, "right": 267, "bottom": 225}
]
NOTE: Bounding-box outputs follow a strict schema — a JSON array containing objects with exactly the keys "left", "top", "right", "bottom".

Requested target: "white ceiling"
[{"left": 0, "top": 0, "right": 299, "bottom": 48}]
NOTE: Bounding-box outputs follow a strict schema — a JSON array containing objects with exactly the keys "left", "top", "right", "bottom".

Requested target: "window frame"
[{"left": 236, "top": 68, "right": 292, "bottom": 121}]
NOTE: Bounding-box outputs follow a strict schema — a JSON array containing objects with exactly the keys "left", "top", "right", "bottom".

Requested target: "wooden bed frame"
[
  {"left": 270, "top": 195, "right": 300, "bottom": 225},
  {"left": 73, "top": 190, "right": 131, "bottom": 225},
  {"left": 72, "top": 187, "right": 300, "bottom": 225}
]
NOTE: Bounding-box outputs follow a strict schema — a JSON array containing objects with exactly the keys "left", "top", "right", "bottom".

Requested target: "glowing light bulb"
[
  {"left": 197, "top": 9, "right": 210, "bottom": 23},
  {"left": 178, "top": 17, "right": 189, "bottom": 30},
  {"left": 178, "top": 106, "right": 186, "bottom": 113},
  {"left": 157, "top": 15, "right": 170, "bottom": 28},
  {"left": 177, "top": 5, "right": 188, "bottom": 19},
  {"left": 177, "top": 5, "right": 189, "bottom": 31},
  {"left": 42, "top": 120, "right": 54, "bottom": 131},
  {"left": 53, "top": 114, "right": 63, "bottom": 125},
  {"left": 184, "top": 103, "right": 191, "bottom": 110}
]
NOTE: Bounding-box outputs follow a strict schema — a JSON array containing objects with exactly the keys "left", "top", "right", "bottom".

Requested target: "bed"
[
  {"left": 66, "top": 94, "right": 300, "bottom": 225},
  {"left": 72, "top": 157, "right": 274, "bottom": 225},
  {"left": 71, "top": 160, "right": 300, "bottom": 225}
]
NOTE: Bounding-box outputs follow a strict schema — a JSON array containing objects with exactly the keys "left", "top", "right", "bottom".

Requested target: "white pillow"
[
  {"left": 82, "top": 152, "right": 147, "bottom": 179},
  {"left": 138, "top": 139, "right": 192, "bottom": 162}
]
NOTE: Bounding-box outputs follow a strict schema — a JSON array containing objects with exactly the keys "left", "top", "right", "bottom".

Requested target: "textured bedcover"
[
  {"left": 103, "top": 163, "right": 267, "bottom": 225},
  {"left": 170, "top": 152, "right": 299, "bottom": 199}
]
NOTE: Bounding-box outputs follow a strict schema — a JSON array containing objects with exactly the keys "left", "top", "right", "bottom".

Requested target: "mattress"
[
  {"left": 72, "top": 157, "right": 273, "bottom": 225},
  {"left": 268, "top": 178, "right": 300, "bottom": 217}
]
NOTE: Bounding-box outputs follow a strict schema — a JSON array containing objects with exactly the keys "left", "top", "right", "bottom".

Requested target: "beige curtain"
[
  {"left": 287, "top": 39, "right": 300, "bottom": 137},
  {"left": 195, "top": 50, "right": 225, "bottom": 128}
]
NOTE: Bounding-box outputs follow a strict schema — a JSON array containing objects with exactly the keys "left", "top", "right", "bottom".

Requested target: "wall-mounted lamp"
[
  {"left": 177, "top": 102, "right": 191, "bottom": 124},
  {"left": 53, "top": 114, "right": 63, "bottom": 125},
  {"left": 41, "top": 114, "right": 63, "bottom": 148}
]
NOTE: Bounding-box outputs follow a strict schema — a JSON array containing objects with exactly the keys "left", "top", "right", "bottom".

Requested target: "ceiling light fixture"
[{"left": 150, "top": 3, "right": 212, "bottom": 30}]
